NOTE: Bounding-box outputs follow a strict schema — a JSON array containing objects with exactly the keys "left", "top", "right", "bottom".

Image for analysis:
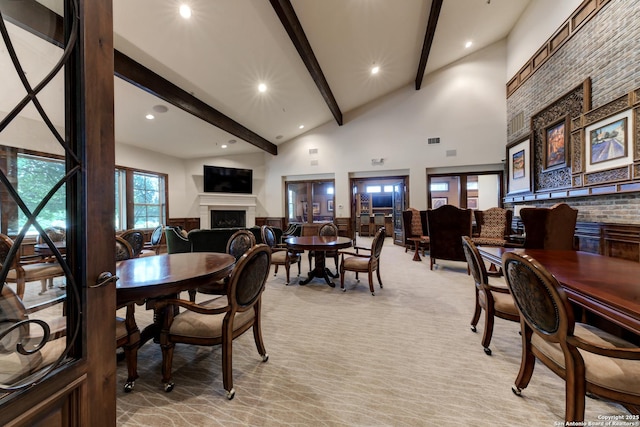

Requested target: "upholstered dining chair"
[
  {"left": 192, "top": 229, "right": 257, "bottom": 300},
  {"left": 0, "top": 233, "right": 65, "bottom": 299},
  {"left": 502, "top": 252, "right": 640, "bottom": 423},
  {"left": 339, "top": 227, "right": 385, "bottom": 295},
  {"left": 261, "top": 225, "right": 300, "bottom": 285},
  {"left": 461, "top": 237, "right": 519, "bottom": 355},
  {"left": 157, "top": 244, "right": 271, "bottom": 399},
  {"left": 308, "top": 223, "right": 339, "bottom": 275},
  {"left": 120, "top": 229, "right": 145, "bottom": 258},
  {"left": 0, "top": 284, "right": 67, "bottom": 387},
  {"left": 426, "top": 205, "right": 472, "bottom": 271},
  {"left": 115, "top": 235, "right": 140, "bottom": 392},
  {"left": 141, "top": 225, "right": 163, "bottom": 256}
]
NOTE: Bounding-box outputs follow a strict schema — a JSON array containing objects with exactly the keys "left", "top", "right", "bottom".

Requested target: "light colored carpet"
[{"left": 115, "top": 237, "right": 628, "bottom": 426}]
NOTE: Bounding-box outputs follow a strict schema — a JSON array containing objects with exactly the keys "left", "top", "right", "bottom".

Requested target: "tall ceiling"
[{"left": 1, "top": 0, "right": 530, "bottom": 159}]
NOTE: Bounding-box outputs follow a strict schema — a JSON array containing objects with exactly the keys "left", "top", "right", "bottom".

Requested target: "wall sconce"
[{"left": 371, "top": 158, "right": 384, "bottom": 166}]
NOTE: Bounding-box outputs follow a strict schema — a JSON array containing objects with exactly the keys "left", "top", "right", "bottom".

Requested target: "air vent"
[
  {"left": 508, "top": 112, "right": 525, "bottom": 136},
  {"left": 308, "top": 148, "right": 318, "bottom": 155},
  {"left": 446, "top": 149, "right": 457, "bottom": 157},
  {"left": 427, "top": 137, "right": 440, "bottom": 144},
  {"left": 310, "top": 159, "right": 319, "bottom": 166}
]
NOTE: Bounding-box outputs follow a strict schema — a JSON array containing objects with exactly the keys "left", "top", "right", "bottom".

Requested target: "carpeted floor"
[{"left": 115, "top": 236, "right": 629, "bottom": 426}]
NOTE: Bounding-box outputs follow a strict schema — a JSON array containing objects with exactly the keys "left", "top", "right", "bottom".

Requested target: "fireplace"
[
  {"left": 211, "top": 210, "right": 246, "bottom": 228},
  {"left": 199, "top": 193, "right": 257, "bottom": 229}
]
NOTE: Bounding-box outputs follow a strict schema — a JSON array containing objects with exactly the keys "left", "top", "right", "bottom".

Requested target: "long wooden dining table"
[{"left": 477, "top": 247, "right": 640, "bottom": 337}]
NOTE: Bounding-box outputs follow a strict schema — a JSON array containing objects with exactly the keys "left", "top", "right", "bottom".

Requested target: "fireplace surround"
[{"left": 199, "top": 193, "right": 256, "bottom": 229}]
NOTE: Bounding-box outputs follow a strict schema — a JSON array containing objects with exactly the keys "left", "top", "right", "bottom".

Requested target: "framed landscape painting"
[
  {"left": 506, "top": 136, "right": 531, "bottom": 194},
  {"left": 544, "top": 117, "right": 568, "bottom": 170},
  {"left": 584, "top": 108, "right": 634, "bottom": 174}
]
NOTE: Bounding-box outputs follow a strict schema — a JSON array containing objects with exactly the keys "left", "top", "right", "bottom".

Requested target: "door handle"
[{"left": 91, "top": 271, "right": 119, "bottom": 288}]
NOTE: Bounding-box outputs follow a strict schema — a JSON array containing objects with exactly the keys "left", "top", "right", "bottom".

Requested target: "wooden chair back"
[
  {"left": 226, "top": 229, "right": 256, "bottom": 261},
  {"left": 520, "top": 203, "right": 577, "bottom": 250},
  {"left": 120, "top": 230, "right": 145, "bottom": 257}
]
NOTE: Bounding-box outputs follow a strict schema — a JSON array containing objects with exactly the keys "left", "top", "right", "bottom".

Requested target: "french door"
[{"left": 0, "top": 1, "right": 116, "bottom": 425}]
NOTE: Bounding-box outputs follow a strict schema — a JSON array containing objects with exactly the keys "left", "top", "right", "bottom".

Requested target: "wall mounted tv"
[
  {"left": 203, "top": 165, "right": 253, "bottom": 194},
  {"left": 371, "top": 194, "right": 393, "bottom": 208}
]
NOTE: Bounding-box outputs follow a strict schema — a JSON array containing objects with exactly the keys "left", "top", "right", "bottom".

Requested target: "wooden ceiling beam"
[
  {"left": 415, "top": 0, "right": 443, "bottom": 90},
  {"left": 269, "top": 0, "right": 343, "bottom": 126},
  {"left": 1, "top": 0, "right": 278, "bottom": 156}
]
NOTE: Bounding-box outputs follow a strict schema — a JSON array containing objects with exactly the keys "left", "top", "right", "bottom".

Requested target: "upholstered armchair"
[
  {"left": 462, "top": 237, "right": 519, "bottom": 355},
  {"left": 164, "top": 226, "right": 191, "bottom": 254},
  {"left": 503, "top": 252, "right": 640, "bottom": 424},
  {"left": 402, "top": 208, "right": 429, "bottom": 254},
  {"left": 426, "top": 205, "right": 472, "bottom": 271},
  {"left": 471, "top": 207, "right": 513, "bottom": 247},
  {"left": 0, "top": 233, "right": 65, "bottom": 299},
  {"left": 520, "top": 202, "right": 578, "bottom": 250},
  {"left": 157, "top": 244, "right": 271, "bottom": 399},
  {"left": 339, "top": 227, "right": 385, "bottom": 295}
]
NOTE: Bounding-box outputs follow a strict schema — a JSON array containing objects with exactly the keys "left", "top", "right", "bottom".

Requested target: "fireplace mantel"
[{"left": 199, "top": 193, "right": 257, "bottom": 229}]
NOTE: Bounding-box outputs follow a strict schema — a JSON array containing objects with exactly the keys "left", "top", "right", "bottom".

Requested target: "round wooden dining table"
[{"left": 284, "top": 235, "right": 352, "bottom": 287}]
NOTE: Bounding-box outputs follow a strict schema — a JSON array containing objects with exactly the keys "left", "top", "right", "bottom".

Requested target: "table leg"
[
  {"left": 299, "top": 251, "right": 336, "bottom": 287},
  {"left": 412, "top": 240, "right": 422, "bottom": 261}
]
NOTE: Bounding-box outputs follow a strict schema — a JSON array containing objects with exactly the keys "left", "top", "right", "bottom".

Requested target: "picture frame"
[
  {"left": 432, "top": 197, "right": 447, "bottom": 209},
  {"left": 584, "top": 108, "right": 633, "bottom": 173},
  {"left": 506, "top": 136, "right": 531, "bottom": 194},
  {"left": 312, "top": 202, "right": 320, "bottom": 214},
  {"left": 467, "top": 197, "right": 478, "bottom": 209},
  {"left": 544, "top": 117, "right": 568, "bottom": 170},
  {"left": 327, "top": 200, "right": 334, "bottom": 211}
]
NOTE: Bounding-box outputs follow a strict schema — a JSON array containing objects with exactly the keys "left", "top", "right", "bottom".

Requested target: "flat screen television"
[
  {"left": 372, "top": 194, "right": 392, "bottom": 208},
  {"left": 203, "top": 165, "right": 253, "bottom": 194}
]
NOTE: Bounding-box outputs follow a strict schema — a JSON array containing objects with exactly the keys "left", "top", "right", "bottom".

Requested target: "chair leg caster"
[
  {"left": 164, "top": 382, "right": 174, "bottom": 392},
  {"left": 226, "top": 388, "right": 236, "bottom": 400},
  {"left": 470, "top": 325, "right": 477, "bottom": 332},
  {"left": 123, "top": 381, "right": 135, "bottom": 393},
  {"left": 483, "top": 347, "right": 492, "bottom": 356},
  {"left": 512, "top": 386, "right": 522, "bottom": 396},
  {"left": 262, "top": 353, "right": 269, "bottom": 362}
]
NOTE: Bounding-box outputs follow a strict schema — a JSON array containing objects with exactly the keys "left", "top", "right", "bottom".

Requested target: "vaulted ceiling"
[{"left": 1, "top": 0, "right": 530, "bottom": 159}]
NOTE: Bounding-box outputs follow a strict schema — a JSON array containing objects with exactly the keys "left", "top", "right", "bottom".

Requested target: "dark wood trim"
[
  {"left": 1, "top": 0, "right": 278, "bottom": 156},
  {"left": 506, "top": 0, "right": 611, "bottom": 97},
  {"left": 269, "top": 0, "right": 343, "bottom": 126},
  {"left": 415, "top": 0, "right": 443, "bottom": 90},
  {"left": 167, "top": 217, "right": 200, "bottom": 232}
]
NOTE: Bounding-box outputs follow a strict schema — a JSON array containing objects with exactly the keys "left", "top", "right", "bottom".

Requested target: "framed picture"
[
  {"left": 327, "top": 200, "right": 334, "bottom": 211},
  {"left": 544, "top": 117, "right": 568, "bottom": 170},
  {"left": 585, "top": 108, "right": 633, "bottom": 173},
  {"left": 506, "top": 136, "right": 531, "bottom": 194},
  {"left": 432, "top": 197, "right": 447, "bottom": 209},
  {"left": 467, "top": 197, "right": 478, "bottom": 209},
  {"left": 312, "top": 202, "right": 320, "bottom": 214}
]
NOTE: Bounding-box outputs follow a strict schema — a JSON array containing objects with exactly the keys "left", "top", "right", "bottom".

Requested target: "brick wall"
[{"left": 507, "top": 0, "right": 640, "bottom": 224}]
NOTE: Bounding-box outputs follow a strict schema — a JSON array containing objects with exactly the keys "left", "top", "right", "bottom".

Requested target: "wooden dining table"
[
  {"left": 115, "top": 252, "right": 235, "bottom": 384},
  {"left": 284, "top": 235, "right": 353, "bottom": 287},
  {"left": 477, "top": 246, "right": 640, "bottom": 337}
]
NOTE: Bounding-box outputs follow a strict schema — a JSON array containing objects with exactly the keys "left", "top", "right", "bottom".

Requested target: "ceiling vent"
[
  {"left": 446, "top": 149, "right": 457, "bottom": 157},
  {"left": 427, "top": 137, "right": 440, "bottom": 144},
  {"left": 508, "top": 112, "right": 525, "bottom": 136},
  {"left": 309, "top": 148, "right": 318, "bottom": 155}
]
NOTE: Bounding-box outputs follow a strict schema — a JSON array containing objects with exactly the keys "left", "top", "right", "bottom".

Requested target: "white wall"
[
  {"left": 263, "top": 39, "right": 508, "bottom": 217},
  {"left": 507, "top": 0, "right": 583, "bottom": 78}
]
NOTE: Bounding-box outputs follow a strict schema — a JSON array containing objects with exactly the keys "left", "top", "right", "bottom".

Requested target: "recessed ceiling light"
[
  {"left": 179, "top": 4, "right": 192, "bottom": 19},
  {"left": 371, "top": 66, "right": 380, "bottom": 75},
  {"left": 221, "top": 144, "right": 228, "bottom": 149},
  {"left": 298, "top": 125, "right": 304, "bottom": 129},
  {"left": 258, "top": 83, "right": 267, "bottom": 92},
  {"left": 465, "top": 41, "right": 473, "bottom": 48},
  {"left": 228, "top": 139, "right": 237, "bottom": 144},
  {"left": 145, "top": 114, "right": 155, "bottom": 120}
]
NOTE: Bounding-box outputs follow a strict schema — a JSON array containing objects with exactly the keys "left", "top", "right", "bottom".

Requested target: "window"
[
  {"left": 114, "top": 167, "right": 168, "bottom": 231},
  {"left": 366, "top": 185, "right": 382, "bottom": 193},
  {"left": 430, "top": 182, "right": 449, "bottom": 192},
  {"left": 133, "top": 171, "right": 165, "bottom": 228},
  {"left": 285, "top": 179, "right": 335, "bottom": 223},
  {"left": 16, "top": 153, "right": 66, "bottom": 235}
]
